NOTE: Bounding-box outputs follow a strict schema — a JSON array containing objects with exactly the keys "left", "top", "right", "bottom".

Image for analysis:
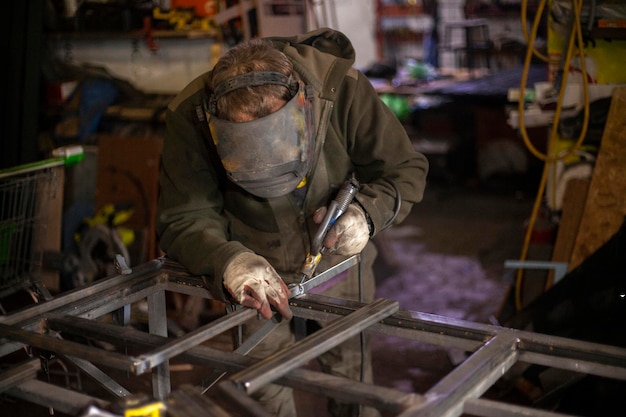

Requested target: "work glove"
[
  {"left": 223, "top": 252, "right": 293, "bottom": 320},
  {"left": 313, "top": 203, "right": 371, "bottom": 256}
]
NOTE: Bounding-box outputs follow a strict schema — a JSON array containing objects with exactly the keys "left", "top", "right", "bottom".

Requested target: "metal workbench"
[{"left": 1, "top": 256, "right": 625, "bottom": 416}]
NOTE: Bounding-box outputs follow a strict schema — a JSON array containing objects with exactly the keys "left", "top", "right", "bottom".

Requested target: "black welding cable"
[{"left": 381, "top": 178, "right": 402, "bottom": 231}]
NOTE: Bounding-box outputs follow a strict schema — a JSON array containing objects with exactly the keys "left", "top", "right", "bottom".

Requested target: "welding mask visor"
[{"left": 208, "top": 81, "right": 314, "bottom": 198}]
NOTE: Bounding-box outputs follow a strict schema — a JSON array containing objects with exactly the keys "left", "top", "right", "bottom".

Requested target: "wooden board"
[
  {"left": 551, "top": 178, "right": 590, "bottom": 266},
  {"left": 95, "top": 135, "right": 163, "bottom": 263},
  {"left": 569, "top": 87, "right": 626, "bottom": 270}
]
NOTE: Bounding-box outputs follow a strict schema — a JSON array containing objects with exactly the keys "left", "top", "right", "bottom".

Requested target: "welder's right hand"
[{"left": 223, "top": 252, "right": 293, "bottom": 320}]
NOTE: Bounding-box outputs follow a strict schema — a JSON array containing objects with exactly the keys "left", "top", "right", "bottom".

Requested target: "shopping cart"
[{"left": 0, "top": 146, "right": 83, "bottom": 313}]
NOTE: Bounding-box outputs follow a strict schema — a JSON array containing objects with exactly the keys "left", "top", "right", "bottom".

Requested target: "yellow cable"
[
  {"left": 514, "top": 0, "right": 591, "bottom": 311},
  {"left": 521, "top": 0, "right": 549, "bottom": 63}
]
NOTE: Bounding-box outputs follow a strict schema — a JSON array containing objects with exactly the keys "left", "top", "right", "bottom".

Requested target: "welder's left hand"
[
  {"left": 223, "top": 252, "right": 292, "bottom": 320},
  {"left": 313, "top": 203, "right": 371, "bottom": 256}
]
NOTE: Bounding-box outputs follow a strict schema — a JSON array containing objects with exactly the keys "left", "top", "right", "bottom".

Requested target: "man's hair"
[{"left": 210, "top": 38, "right": 294, "bottom": 121}]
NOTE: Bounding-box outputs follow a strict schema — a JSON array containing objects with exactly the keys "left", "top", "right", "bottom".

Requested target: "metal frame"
[{"left": 1, "top": 256, "right": 626, "bottom": 417}]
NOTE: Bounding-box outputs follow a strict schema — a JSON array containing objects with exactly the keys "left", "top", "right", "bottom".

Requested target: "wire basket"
[{"left": 0, "top": 147, "right": 84, "bottom": 308}]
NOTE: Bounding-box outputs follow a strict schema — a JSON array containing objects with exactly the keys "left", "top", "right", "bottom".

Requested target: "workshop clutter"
[
  {"left": 152, "top": 1, "right": 218, "bottom": 31},
  {"left": 60, "top": 203, "right": 134, "bottom": 289},
  {"left": 51, "top": 0, "right": 218, "bottom": 33}
]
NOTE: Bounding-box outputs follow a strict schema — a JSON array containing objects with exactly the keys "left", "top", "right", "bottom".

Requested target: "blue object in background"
[{"left": 77, "top": 78, "right": 119, "bottom": 141}]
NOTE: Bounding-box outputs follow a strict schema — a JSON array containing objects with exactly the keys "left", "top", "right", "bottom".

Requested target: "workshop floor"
[
  {"left": 370, "top": 178, "right": 533, "bottom": 388},
  {"left": 3, "top": 174, "right": 543, "bottom": 417}
]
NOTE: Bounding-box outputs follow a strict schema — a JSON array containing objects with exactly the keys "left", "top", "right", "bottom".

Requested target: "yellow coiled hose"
[{"left": 514, "top": 0, "right": 591, "bottom": 311}]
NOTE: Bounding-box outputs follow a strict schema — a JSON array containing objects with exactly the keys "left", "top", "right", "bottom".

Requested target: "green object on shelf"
[
  {"left": 381, "top": 93, "right": 410, "bottom": 121},
  {"left": 408, "top": 62, "right": 430, "bottom": 80}
]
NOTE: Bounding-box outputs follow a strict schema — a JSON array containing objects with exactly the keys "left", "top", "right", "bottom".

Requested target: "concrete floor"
[{"left": 370, "top": 179, "right": 534, "bottom": 393}]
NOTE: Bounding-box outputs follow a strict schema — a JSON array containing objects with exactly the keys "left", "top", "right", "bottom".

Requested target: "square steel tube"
[{"left": 229, "top": 298, "right": 399, "bottom": 394}]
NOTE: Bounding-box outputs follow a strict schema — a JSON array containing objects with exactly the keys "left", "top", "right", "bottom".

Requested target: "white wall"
[
  {"left": 314, "top": 0, "right": 377, "bottom": 70},
  {"left": 49, "top": 36, "right": 219, "bottom": 94}
]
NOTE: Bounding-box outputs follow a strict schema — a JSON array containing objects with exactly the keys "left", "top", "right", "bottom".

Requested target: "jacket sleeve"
[
  {"left": 333, "top": 70, "right": 429, "bottom": 235},
  {"left": 156, "top": 105, "right": 251, "bottom": 290}
]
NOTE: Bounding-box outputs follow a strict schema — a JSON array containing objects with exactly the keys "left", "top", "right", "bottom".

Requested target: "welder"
[{"left": 156, "top": 28, "right": 428, "bottom": 417}]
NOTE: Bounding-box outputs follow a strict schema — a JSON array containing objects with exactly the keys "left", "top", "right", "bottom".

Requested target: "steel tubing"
[
  {"left": 399, "top": 334, "right": 519, "bottom": 417},
  {"left": 230, "top": 298, "right": 399, "bottom": 394},
  {"left": 140, "top": 306, "right": 257, "bottom": 371},
  {"left": 48, "top": 314, "right": 422, "bottom": 413}
]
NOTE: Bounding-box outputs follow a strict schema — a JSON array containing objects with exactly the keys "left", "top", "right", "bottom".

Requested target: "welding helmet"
[{"left": 206, "top": 72, "right": 315, "bottom": 198}]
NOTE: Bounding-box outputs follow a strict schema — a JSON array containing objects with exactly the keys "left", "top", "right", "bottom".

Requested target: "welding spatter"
[{"left": 299, "top": 176, "right": 360, "bottom": 283}]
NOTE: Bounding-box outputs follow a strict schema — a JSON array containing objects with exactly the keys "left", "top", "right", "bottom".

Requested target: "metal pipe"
[
  {"left": 230, "top": 298, "right": 399, "bottom": 394},
  {"left": 48, "top": 314, "right": 421, "bottom": 412},
  {"left": 142, "top": 306, "right": 257, "bottom": 370}
]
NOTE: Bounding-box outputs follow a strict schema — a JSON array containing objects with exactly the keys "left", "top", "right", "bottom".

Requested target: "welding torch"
[{"left": 299, "top": 175, "right": 360, "bottom": 283}]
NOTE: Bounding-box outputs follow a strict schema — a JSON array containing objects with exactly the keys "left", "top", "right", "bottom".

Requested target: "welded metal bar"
[
  {"left": 199, "top": 255, "right": 363, "bottom": 392},
  {"left": 5, "top": 257, "right": 626, "bottom": 417},
  {"left": 517, "top": 337, "right": 626, "bottom": 380},
  {"left": 0, "top": 322, "right": 144, "bottom": 372},
  {"left": 83, "top": 275, "right": 165, "bottom": 321},
  {"left": 290, "top": 294, "right": 626, "bottom": 381},
  {"left": 165, "top": 276, "right": 213, "bottom": 298},
  {"left": 290, "top": 294, "right": 492, "bottom": 352},
  {"left": 0, "top": 358, "right": 39, "bottom": 393},
  {"left": 112, "top": 304, "right": 131, "bottom": 326},
  {"left": 519, "top": 350, "right": 626, "bottom": 382},
  {"left": 6, "top": 379, "right": 109, "bottom": 416},
  {"left": 0, "top": 258, "right": 165, "bottom": 327},
  {"left": 289, "top": 254, "right": 359, "bottom": 297},
  {"left": 148, "top": 289, "right": 170, "bottom": 400},
  {"left": 0, "top": 269, "right": 167, "bottom": 358},
  {"left": 140, "top": 306, "right": 257, "bottom": 372},
  {"left": 164, "top": 257, "right": 214, "bottom": 298},
  {"left": 464, "top": 397, "right": 574, "bottom": 417},
  {"left": 201, "top": 313, "right": 284, "bottom": 393},
  {"left": 63, "top": 356, "right": 131, "bottom": 398},
  {"left": 400, "top": 334, "right": 520, "bottom": 417},
  {"left": 47, "top": 313, "right": 422, "bottom": 413},
  {"left": 230, "top": 298, "right": 399, "bottom": 394}
]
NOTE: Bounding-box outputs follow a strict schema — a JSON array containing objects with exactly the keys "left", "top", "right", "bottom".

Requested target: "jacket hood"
[
  {"left": 267, "top": 28, "right": 356, "bottom": 64},
  {"left": 266, "top": 28, "right": 357, "bottom": 105}
]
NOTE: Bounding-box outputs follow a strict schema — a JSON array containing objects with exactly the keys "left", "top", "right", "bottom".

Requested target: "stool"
[{"left": 442, "top": 18, "right": 492, "bottom": 72}]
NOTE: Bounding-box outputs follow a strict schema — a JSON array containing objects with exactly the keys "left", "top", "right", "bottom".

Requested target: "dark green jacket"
[{"left": 156, "top": 28, "right": 428, "bottom": 295}]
